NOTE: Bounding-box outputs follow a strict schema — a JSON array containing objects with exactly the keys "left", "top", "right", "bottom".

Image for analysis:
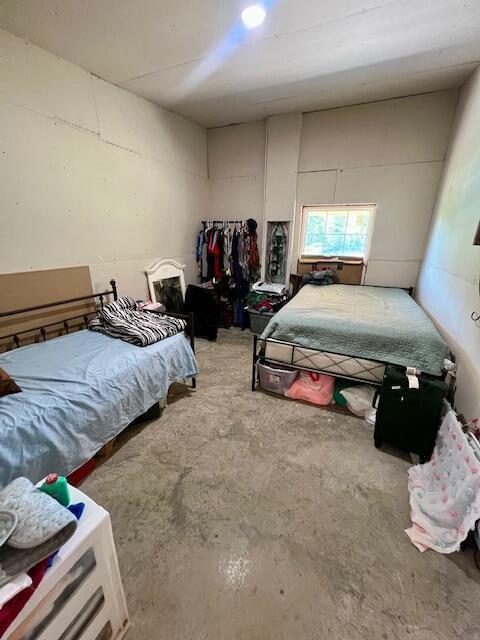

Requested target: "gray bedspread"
[{"left": 261, "top": 284, "right": 448, "bottom": 375}]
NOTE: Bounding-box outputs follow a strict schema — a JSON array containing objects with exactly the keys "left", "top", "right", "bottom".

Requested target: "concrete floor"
[{"left": 82, "top": 329, "right": 480, "bottom": 640}]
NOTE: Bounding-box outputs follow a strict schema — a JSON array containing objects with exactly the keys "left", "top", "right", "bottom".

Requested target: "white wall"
[
  {"left": 295, "top": 91, "right": 458, "bottom": 287},
  {"left": 207, "top": 91, "right": 458, "bottom": 289},
  {"left": 263, "top": 113, "right": 302, "bottom": 279},
  {"left": 264, "top": 114, "right": 302, "bottom": 223},
  {"left": 207, "top": 120, "right": 266, "bottom": 245},
  {"left": 0, "top": 30, "right": 208, "bottom": 298},
  {"left": 417, "top": 69, "right": 480, "bottom": 420}
]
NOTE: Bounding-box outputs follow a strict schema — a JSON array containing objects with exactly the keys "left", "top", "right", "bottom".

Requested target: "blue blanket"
[{"left": 0, "top": 330, "right": 198, "bottom": 487}]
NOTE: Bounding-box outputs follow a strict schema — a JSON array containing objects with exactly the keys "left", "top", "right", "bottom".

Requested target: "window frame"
[{"left": 300, "top": 203, "right": 376, "bottom": 261}]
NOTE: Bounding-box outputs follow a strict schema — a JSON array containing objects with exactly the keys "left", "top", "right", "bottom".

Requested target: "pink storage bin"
[{"left": 285, "top": 371, "right": 334, "bottom": 405}]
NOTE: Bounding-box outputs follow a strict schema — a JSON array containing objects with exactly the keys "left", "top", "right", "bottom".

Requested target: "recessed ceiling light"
[{"left": 241, "top": 4, "right": 266, "bottom": 29}]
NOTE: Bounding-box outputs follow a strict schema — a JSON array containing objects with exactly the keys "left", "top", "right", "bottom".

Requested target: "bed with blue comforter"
[{"left": 0, "top": 330, "right": 198, "bottom": 487}]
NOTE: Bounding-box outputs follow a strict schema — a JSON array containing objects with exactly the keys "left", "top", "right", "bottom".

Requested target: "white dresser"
[{"left": 4, "top": 486, "right": 129, "bottom": 640}]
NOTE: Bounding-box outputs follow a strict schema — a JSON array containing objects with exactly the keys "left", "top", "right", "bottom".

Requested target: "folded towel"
[{"left": 0, "top": 478, "right": 77, "bottom": 588}]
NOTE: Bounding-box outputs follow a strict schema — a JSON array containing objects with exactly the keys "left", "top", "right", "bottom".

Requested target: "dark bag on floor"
[
  {"left": 373, "top": 365, "right": 447, "bottom": 461},
  {"left": 184, "top": 285, "right": 220, "bottom": 341}
]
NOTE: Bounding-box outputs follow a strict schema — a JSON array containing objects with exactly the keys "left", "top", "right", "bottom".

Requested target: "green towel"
[{"left": 334, "top": 379, "right": 358, "bottom": 406}]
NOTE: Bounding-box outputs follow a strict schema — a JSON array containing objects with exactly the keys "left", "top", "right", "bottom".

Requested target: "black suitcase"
[{"left": 373, "top": 365, "right": 447, "bottom": 461}]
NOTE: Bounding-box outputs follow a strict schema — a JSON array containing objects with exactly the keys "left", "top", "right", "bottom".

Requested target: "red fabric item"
[
  {"left": 254, "top": 301, "right": 273, "bottom": 312},
  {"left": 207, "top": 230, "right": 222, "bottom": 279},
  {"left": 67, "top": 458, "right": 96, "bottom": 487},
  {"left": 0, "top": 558, "right": 50, "bottom": 637},
  {"left": 212, "top": 237, "right": 221, "bottom": 278},
  {"left": 249, "top": 236, "right": 260, "bottom": 267}
]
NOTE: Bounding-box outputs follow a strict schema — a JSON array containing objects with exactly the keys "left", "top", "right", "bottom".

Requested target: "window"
[{"left": 301, "top": 204, "right": 375, "bottom": 259}]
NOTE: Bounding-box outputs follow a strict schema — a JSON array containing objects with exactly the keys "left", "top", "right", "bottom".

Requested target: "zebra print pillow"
[{"left": 89, "top": 296, "right": 186, "bottom": 347}]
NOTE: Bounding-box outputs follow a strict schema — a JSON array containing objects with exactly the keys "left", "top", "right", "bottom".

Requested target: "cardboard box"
[{"left": 296, "top": 258, "right": 363, "bottom": 284}]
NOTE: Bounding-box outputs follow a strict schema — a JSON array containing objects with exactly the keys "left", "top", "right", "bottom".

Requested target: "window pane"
[
  {"left": 302, "top": 206, "right": 373, "bottom": 258},
  {"left": 343, "top": 234, "right": 367, "bottom": 256},
  {"left": 304, "top": 236, "right": 324, "bottom": 255},
  {"left": 305, "top": 212, "right": 327, "bottom": 235},
  {"left": 304, "top": 212, "right": 326, "bottom": 255},
  {"left": 323, "top": 235, "right": 345, "bottom": 256},
  {"left": 325, "top": 212, "right": 347, "bottom": 235},
  {"left": 346, "top": 211, "right": 370, "bottom": 235}
]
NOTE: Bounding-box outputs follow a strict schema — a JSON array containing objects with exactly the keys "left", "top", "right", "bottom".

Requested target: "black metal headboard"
[{"left": 0, "top": 279, "right": 118, "bottom": 348}]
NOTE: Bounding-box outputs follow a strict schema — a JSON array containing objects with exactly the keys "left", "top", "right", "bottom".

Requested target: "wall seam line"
[
  {"left": 90, "top": 74, "right": 101, "bottom": 137},
  {"left": 299, "top": 159, "right": 444, "bottom": 173},
  {"left": 5, "top": 97, "right": 208, "bottom": 178}
]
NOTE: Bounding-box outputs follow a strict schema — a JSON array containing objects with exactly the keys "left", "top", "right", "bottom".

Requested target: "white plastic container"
[{"left": 4, "top": 485, "right": 129, "bottom": 640}]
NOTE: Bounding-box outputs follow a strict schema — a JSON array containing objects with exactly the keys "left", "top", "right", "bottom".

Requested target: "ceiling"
[{"left": 2, "top": 0, "right": 480, "bottom": 127}]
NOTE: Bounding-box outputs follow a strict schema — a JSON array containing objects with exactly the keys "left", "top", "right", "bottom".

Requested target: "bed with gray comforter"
[{"left": 261, "top": 284, "right": 448, "bottom": 376}]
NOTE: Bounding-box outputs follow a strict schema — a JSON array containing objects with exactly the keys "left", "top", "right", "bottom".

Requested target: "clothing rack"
[
  {"left": 196, "top": 218, "right": 261, "bottom": 328},
  {"left": 202, "top": 220, "right": 244, "bottom": 226}
]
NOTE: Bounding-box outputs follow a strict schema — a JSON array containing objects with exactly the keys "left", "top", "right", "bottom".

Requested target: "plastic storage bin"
[
  {"left": 258, "top": 360, "right": 298, "bottom": 395},
  {"left": 248, "top": 309, "right": 275, "bottom": 335}
]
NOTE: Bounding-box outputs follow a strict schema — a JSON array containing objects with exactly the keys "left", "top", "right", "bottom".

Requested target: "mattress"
[
  {"left": 261, "top": 284, "right": 448, "bottom": 376},
  {"left": 0, "top": 330, "right": 198, "bottom": 488}
]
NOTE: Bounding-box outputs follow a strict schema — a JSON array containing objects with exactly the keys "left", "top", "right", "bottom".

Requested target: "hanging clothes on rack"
[
  {"left": 195, "top": 219, "right": 261, "bottom": 328},
  {"left": 196, "top": 220, "right": 259, "bottom": 283},
  {"left": 223, "top": 224, "right": 232, "bottom": 275},
  {"left": 246, "top": 218, "right": 260, "bottom": 283}
]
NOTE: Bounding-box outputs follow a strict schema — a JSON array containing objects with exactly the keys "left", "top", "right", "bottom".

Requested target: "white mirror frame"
[{"left": 145, "top": 259, "right": 186, "bottom": 304}]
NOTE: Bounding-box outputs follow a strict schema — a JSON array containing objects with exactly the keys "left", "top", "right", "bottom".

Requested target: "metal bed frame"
[
  {"left": 252, "top": 334, "right": 389, "bottom": 391},
  {"left": 0, "top": 279, "right": 118, "bottom": 347},
  {"left": 251, "top": 284, "right": 443, "bottom": 392},
  {"left": 0, "top": 279, "right": 196, "bottom": 388}
]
